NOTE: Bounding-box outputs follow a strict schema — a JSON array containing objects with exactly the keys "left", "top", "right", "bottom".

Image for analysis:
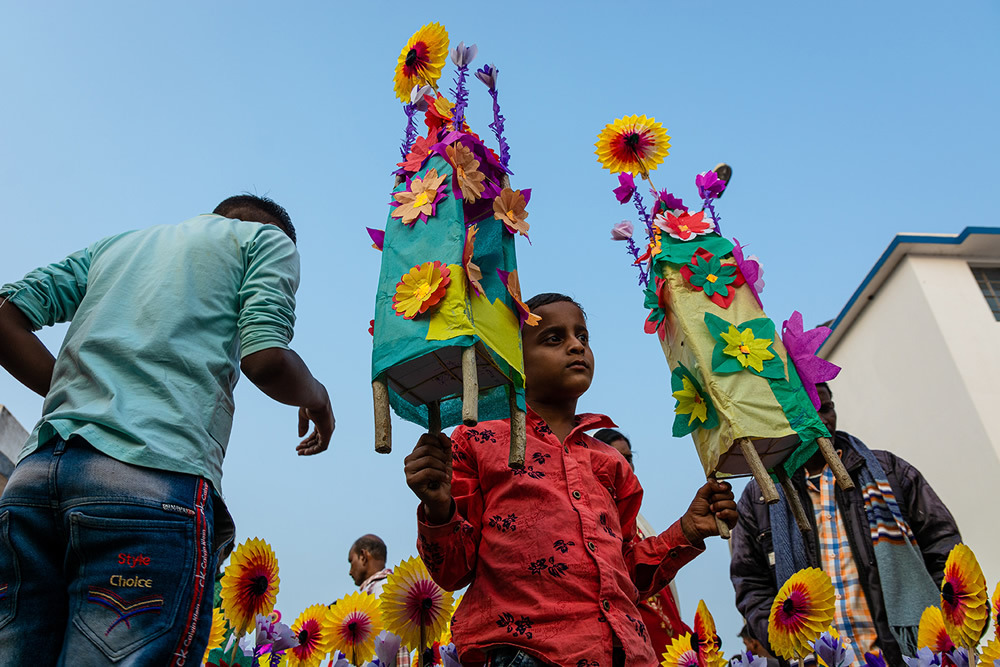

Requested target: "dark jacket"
[{"left": 730, "top": 431, "right": 962, "bottom": 667}]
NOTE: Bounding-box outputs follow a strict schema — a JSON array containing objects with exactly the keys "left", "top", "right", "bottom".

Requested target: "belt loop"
[{"left": 52, "top": 437, "right": 68, "bottom": 455}]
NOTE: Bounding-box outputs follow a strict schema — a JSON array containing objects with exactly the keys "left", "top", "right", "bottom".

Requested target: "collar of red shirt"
[{"left": 524, "top": 405, "right": 618, "bottom": 440}]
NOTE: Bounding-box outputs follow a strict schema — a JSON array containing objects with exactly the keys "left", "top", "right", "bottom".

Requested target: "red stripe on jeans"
[{"left": 171, "top": 478, "right": 210, "bottom": 666}]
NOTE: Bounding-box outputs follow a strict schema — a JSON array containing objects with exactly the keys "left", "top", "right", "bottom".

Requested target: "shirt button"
[
  {"left": 588, "top": 541, "right": 597, "bottom": 552},
  {"left": 835, "top": 593, "right": 843, "bottom": 600},
  {"left": 668, "top": 548, "right": 678, "bottom": 558},
  {"left": 602, "top": 599, "right": 611, "bottom": 611},
  {"left": 572, "top": 491, "right": 582, "bottom": 500},
  {"left": 564, "top": 444, "right": 569, "bottom": 453}
]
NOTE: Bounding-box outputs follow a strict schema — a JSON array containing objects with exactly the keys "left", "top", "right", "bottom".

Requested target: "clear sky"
[{"left": 2, "top": 0, "right": 997, "bottom": 656}]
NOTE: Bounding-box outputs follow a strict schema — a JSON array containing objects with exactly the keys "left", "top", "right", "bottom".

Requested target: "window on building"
[{"left": 971, "top": 266, "right": 1000, "bottom": 321}]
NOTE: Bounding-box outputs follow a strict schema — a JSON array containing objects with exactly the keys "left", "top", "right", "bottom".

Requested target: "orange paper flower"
[
  {"left": 693, "top": 600, "right": 724, "bottom": 667},
  {"left": 940, "top": 543, "right": 988, "bottom": 649},
  {"left": 393, "top": 261, "right": 451, "bottom": 319},
  {"left": 917, "top": 606, "right": 955, "bottom": 654},
  {"left": 595, "top": 114, "right": 671, "bottom": 176},
  {"left": 219, "top": 538, "right": 280, "bottom": 634},
  {"left": 327, "top": 592, "right": 383, "bottom": 664},
  {"left": 446, "top": 142, "right": 486, "bottom": 203},
  {"left": 463, "top": 225, "right": 484, "bottom": 296},
  {"left": 391, "top": 168, "right": 448, "bottom": 226},
  {"left": 498, "top": 269, "right": 541, "bottom": 327},
  {"left": 767, "top": 568, "right": 835, "bottom": 660},
  {"left": 286, "top": 604, "right": 337, "bottom": 667},
  {"left": 493, "top": 187, "right": 530, "bottom": 237},
  {"left": 661, "top": 633, "right": 700, "bottom": 667},
  {"left": 393, "top": 23, "right": 449, "bottom": 102}
]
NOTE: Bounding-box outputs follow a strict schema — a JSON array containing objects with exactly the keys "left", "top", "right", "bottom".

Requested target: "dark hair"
[
  {"left": 350, "top": 534, "right": 387, "bottom": 562},
  {"left": 214, "top": 194, "right": 296, "bottom": 244},
  {"left": 524, "top": 293, "right": 586, "bottom": 318},
  {"left": 817, "top": 382, "right": 832, "bottom": 397},
  {"left": 593, "top": 428, "right": 630, "bottom": 449}
]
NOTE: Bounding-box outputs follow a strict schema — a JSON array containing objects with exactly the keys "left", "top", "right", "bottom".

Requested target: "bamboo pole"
[
  {"left": 737, "top": 437, "right": 780, "bottom": 504},
  {"left": 508, "top": 385, "right": 526, "bottom": 469},
  {"left": 461, "top": 346, "right": 478, "bottom": 426},
  {"left": 817, "top": 436, "right": 855, "bottom": 491},
  {"left": 710, "top": 474, "right": 732, "bottom": 540},
  {"left": 776, "top": 467, "right": 812, "bottom": 533},
  {"left": 427, "top": 400, "right": 441, "bottom": 434},
  {"left": 373, "top": 379, "right": 392, "bottom": 453}
]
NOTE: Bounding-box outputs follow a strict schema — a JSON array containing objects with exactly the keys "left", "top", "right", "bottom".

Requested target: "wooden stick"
[
  {"left": 427, "top": 400, "right": 441, "bottom": 434},
  {"left": 508, "top": 386, "right": 526, "bottom": 469},
  {"left": 373, "top": 379, "right": 392, "bottom": 453},
  {"left": 776, "top": 467, "right": 812, "bottom": 533},
  {"left": 709, "top": 475, "right": 732, "bottom": 540},
  {"left": 737, "top": 437, "right": 780, "bottom": 504},
  {"left": 817, "top": 436, "right": 855, "bottom": 491},
  {"left": 419, "top": 618, "right": 428, "bottom": 667},
  {"left": 461, "top": 346, "right": 478, "bottom": 426}
]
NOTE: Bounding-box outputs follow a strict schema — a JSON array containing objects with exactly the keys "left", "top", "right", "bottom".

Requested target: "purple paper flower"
[
  {"left": 449, "top": 45, "right": 475, "bottom": 133},
  {"left": 732, "top": 238, "right": 765, "bottom": 308},
  {"left": 731, "top": 651, "right": 769, "bottom": 667},
  {"left": 613, "top": 172, "right": 636, "bottom": 204},
  {"left": 450, "top": 41, "right": 478, "bottom": 67},
  {"left": 696, "top": 170, "right": 727, "bottom": 199},
  {"left": 253, "top": 613, "right": 298, "bottom": 653},
  {"left": 440, "top": 643, "right": 462, "bottom": 667},
  {"left": 810, "top": 631, "right": 856, "bottom": 667},
  {"left": 864, "top": 651, "right": 888, "bottom": 667},
  {"left": 781, "top": 311, "right": 842, "bottom": 410},
  {"left": 374, "top": 630, "right": 402, "bottom": 667},
  {"left": 611, "top": 220, "right": 634, "bottom": 240},
  {"left": 409, "top": 84, "right": 434, "bottom": 112},
  {"left": 329, "top": 651, "right": 352, "bottom": 667},
  {"left": 475, "top": 63, "right": 497, "bottom": 90},
  {"left": 367, "top": 227, "right": 385, "bottom": 251},
  {"left": 655, "top": 189, "right": 688, "bottom": 214},
  {"left": 944, "top": 648, "right": 969, "bottom": 667},
  {"left": 904, "top": 648, "right": 942, "bottom": 667}
]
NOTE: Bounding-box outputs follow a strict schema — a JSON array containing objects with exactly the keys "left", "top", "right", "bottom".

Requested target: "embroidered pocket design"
[
  {"left": 87, "top": 586, "right": 164, "bottom": 635},
  {"left": 0, "top": 584, "right": 6, "bottom": 600}
]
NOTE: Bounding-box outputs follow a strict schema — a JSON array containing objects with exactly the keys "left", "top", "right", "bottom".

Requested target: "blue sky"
[{"left": 2, "top": 0, "right": 998, "bottom": 655}]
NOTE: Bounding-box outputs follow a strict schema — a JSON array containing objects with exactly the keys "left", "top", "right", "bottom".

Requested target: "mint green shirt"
[{"left": 1, "top": 214, "right": 300, "bottom": 493}]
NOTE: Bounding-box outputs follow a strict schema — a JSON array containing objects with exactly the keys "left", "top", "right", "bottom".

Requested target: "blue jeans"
[
  {"left": 488, "top": 647, "right": 626, "bottom": 667},
  {"left": 0, "top": 436, "right": 224, "bottom": 666}
]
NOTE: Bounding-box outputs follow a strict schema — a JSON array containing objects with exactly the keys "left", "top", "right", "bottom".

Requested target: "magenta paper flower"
[
  {"left": 613, "top": 172, "right": 636, "bottom": 204},
  {"left": 654, "top": 189, "right": 688, "bottom": 214},
  {"left": 696, "top": 171, "right": 727, "bottom": 199},
  {"left": 732, "top": 238, "right": 765, "bottom": 308},
  {"left": 611, "top": 220, "right": 634, "bottom": 240},
  {"left": 781, "top": 311, "right": 841, "bottom": 410}
]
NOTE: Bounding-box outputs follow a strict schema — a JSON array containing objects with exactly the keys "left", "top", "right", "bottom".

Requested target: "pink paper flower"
[
  {"left": 781, "top": 311, "right": 841, "bottom": 410},
  {"left": 611, "top": 220, "right": 634, "bottom": 240}
]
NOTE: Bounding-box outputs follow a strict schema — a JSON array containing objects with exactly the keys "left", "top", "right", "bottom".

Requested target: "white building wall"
[
  {"left": 826, "top": 256, "right": 1000, "bottom": 597},
  {"left": 0, "top": 405, "right": 28, "bottom": 495}
]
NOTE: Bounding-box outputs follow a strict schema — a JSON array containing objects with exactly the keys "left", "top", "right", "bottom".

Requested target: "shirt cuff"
[
  {"left": 416, "top": 501, "right": 461, "bottom": 535},
  {"left": 660, "top": 519, "right": 706, "bottom": 560}
]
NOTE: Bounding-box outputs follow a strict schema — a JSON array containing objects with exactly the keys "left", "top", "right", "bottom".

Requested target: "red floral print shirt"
[{"left": 416, "top": 410, "right": 704, "bottom": 666}]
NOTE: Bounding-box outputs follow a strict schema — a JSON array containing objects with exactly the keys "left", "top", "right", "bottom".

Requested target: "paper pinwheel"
[
  {"left": 327, "top": 592, "right": 383, "bottom": 665},
  {"left": 940, "top": 544, "right": 988, "bottom": 649},
  {"left": 661, "top": 633, "right": 700, "bottom": 667},
  {"left": 767, "top": 568, "right": 835, "bottom": 661},
  {"left": 595, "top": 115, "right": 670, "bottom": 177},
  {"left": 285, "top": 604, "right": 337, "bottom": 667},
  {"left": 380, "top": 557, "right": 455, "bottom": 652},
  {"left": 220, "top": 537, "right": 280, "bottom": 634}
]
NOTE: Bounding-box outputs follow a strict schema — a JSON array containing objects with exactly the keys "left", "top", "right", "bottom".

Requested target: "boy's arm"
[
  {"left": 405, "top": 430, "right": 484, "bottom": 591},
  {"left": 0, "top": 301, "right": 56, "bottom": 396}
]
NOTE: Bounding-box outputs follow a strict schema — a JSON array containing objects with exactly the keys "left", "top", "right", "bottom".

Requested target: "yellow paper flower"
[
  {"left": 993, "top": 581, "right": 1000, "bottom": 640},
  {"left": 595, "top": 115, "right": 671, "bottom": 176},
  {"left": 446, "top": 143, "right": 486, "bottom": 203},
  {"left": 940, "top": 543, "right": 988, "bottom": 648},
  {"left": 493, "top": 187, "right": 530, "bottom": 237},
  {"left": 393, "top": 23, "right": 449, "bottom": 102},
  {"left": 391, "top": 168, "right": 448, "bottom": 226},
  {"left": 327, "top": 592, "right": 383, "bottom": 664},
  {"left": 693, "top": 600, "right": 724, "bottom": 667},
  {"left": 440, "top": 593, "right": 463, "bottom": 646},
  {"left": 661, "top": 633, "right": 700, "bottom": 667},
  {"left": 917, "top": 606, "right": 955, "bottom": 654},
  {"left": 393, "top": 261, "right": 451, "bottom": 319},
  {"left": 380, "top": 556, "right": 454, "bottom": 650},
  {"left": 982, "top": 637, "right": 1000, "bottom": 666},
  {"left": 201, "top": 607, "right": 228, "bottom": 664},
  {"left": 720, "top": 325, "right": 775, "bottom": 373},
  {"left": 767, "top": 568, "right": 835, "bottom": 661},
  {"left": 220, "top": 537, "right": 280, "bottom": 634},
  {"left": 673, "top": 376, "right": 708, "bottom": 426},
  {"left": 285, "top": 604, "right": 337, "bottom": 667}
]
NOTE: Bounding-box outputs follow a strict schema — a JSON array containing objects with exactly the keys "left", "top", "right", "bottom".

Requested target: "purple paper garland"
[
  {"left": 400, "top": 104, "right": 418, "bottom": 159},
  {"left": 451, "top": 63, "right": 470, "bottom": 134}
]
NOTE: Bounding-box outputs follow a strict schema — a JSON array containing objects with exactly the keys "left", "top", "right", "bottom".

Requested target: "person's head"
[
  {"left": 521, "top": 293, "right": 593, "bottom": 406},
  {"left": 593, "top": 428, "right": 633, "bottom": 470},
  {"left": 348, "top": 534, "right": 387, "bottom": 587},
  {"left": 738, "top": 624, "right": 771, "bottom": 658},
  {"left": 816, "top": 382, "right": 836, "bottom": 436},
  {"left": 214, "top": 194, "right": 296, "bottom": 244}
]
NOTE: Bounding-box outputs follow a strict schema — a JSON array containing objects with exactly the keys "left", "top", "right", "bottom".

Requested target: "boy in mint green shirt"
[{"left": 0, "top": 195, "right": 333, "bottom": 665}]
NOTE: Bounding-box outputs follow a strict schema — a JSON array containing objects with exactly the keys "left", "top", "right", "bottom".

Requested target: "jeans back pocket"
[
  {"left": 0, "top": 511, "right": 19, "bottom": 631},
  {"left": 69, "top": 510, "right": 194, "bottom": 660}
]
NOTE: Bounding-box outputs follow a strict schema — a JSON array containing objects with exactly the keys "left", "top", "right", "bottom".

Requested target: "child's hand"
[
  {"left": 404, "top": 432, "right": 454, "bottom": 524},
  {"left": 679, "top": 480, "right": 738, "bottom": 543}
]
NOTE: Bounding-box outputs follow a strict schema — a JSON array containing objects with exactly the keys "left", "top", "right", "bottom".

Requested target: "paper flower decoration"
[
  {"left": 393, "top": 261, "right": 451, "bottom": 319},
  {"left": 595, "top": 115, "right": 670, "bottom": 176},
  {"left": 497, "top": 269, "right": 541, "bottom": 327},
  {"left": 810, "top": 630, "right": 856, "bottom": 667},
  {"left": 705, "top": 313, "right": 785, "bottom": 379},
  {"left": 284, "top": 604, "right": 336, "bottom": 667},
  {"left": 393, "top": 23, "right": 449, "bottom": 102},
  {"left": 655, "top": 210, "right": 715, "bottom": 242},
  {"left": 202, "top": 607, "right": 228, "bottom": 664},
  {"left": 654, "top": 190, "right": 688, "bottom": 215},
  {"left": 327, "top": 592, "right": 383, "bottom": 664},
  {"left": 611, "top": 220, "right": 634, "bottom": 240},
  {"left": 391, "top": 168, "right": 448, "bottom": 226},
  {"left": 992, "top": 581, "right": 1000, "bottom": 640},
  {"left": 475, "top": 63, "right": 497, "bottom": 89},
  {"left": 904, "top": 647, "right": 942, "bottom": 667},
  {"left": 374, "top": 631, "right": 404, "bottom": 667},
  {"left": 781, "top": 311, "right": 841, "bottom": 411},
  {"left": 692, "top": 600, "right": 724, "bottom": 667},
  {"left": 661, "top": 633, "right": 700, "bottom": 667},
  {"left": 367, "top": 227, "right": 385, "bottom": 252},
  {"left": 614, "top": 172, "right": 637, "bottom": 204},
  {"left": 981, "top": 637, "right": 1000, "bottom": 666},
  {"left": 767, "top": 568, "right": 835, "bottom": 661},
  {"left": 643, "top": 277, "right": 671, "bottom": 341},
  {"left": 220, "top": 538, "right": 280, "bottom": 634},
  {"left": 940, "top": 544, "right": 988, "bottom": 649},
  {"left": 635, "top": 225, "right": 664, "bottom": 266},
  {"left": 680, "top": 248, "right": 746, "bottom": 309},
  {"left": 670, "top": 364, "right": 719, "bottom": 437},
  {"left": 696, "top": 171, "right": 727, "bottom": 199},
  {"left": 732, "top": 239, "right": 764, "bottom": 308},
  {"left": 493, "top": 187, "right": 530, "bottom": 237},
  {"left": 463, "top": 225, "right": 484, "bottom": 296},
  {"left": 398, "top": 135, "right": 436, "bottom": 173},
  {"left": 918, "top": 606, "right": 956, "bottom": 655},
  {"left": 446, "top": 142, "right": 486, "bottom": 203},
  {"left": 380, "top": 556, "right": 455, "bottom": 651},
  {"left": 255, "top": 612, "right": 298, "bottom": 652},
  {"left": 863, "top": 651, "right": 887, "bottom": 667},
  {"left": 652, "top": 233, "right": 734, "bottom": 267}
]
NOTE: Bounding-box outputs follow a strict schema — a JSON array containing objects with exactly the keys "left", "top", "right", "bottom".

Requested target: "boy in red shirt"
[{"left": 405, "top": 294, "right": 737, "bottom": 666}]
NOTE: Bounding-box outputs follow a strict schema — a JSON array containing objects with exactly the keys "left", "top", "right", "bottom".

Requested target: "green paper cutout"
[
  {"left": 670, "top": 363, "right": 720, "bottom": 437},
  {"left": 704, "top": 312, "right": 786, "bottom": 379},
  {"left": 653, "top": 233, "right": 735, "bottom": 268},
  {"left": 688, "top": 254, "right": 737, "bottom": 298}
]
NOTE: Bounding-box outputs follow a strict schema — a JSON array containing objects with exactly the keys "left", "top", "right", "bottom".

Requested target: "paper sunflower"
[
  {"left": 767, "top": 568, "right": 835, "bottom": 661},
  {"left": 393, "top": 23, "right": 449, "bottom": 102},
  {"left": 202, "top": 607, "right": 228, "bottom": 664},
  {"left": 993, "top": 580, "right": 1000, "bottom": 640},
  {"left": 982, "top": 637, "right": 1000, "bottom": 666},
  {"left": 670, "top": 364, "right": 719, "bottom": 437},
  {"left": 917, "top": 606, "right": 956, "bottom": 654},
  {"left": 463, "top": 225, "right": 484, "bottom": 296},
  {"left": 393, "top": 261, "right": 451, "bottom": 319},
  {"left": 497, "top": 269, "right": 541, "bottom": 327},
  {"left": 655, "top": 210, "right": 714, "bottom": 242},
  {"left": 692, "top": 600, "right": 724, "bottom": 667},
  {"left": 380, "top": 556, "right": 455, "bottom": 651},
  {"left": 391, "top": 168, "right": 448, "bottom": 226},
  {"left": 680, "top": 248, "right": 745, "bottom": 309},
  {"left": 220, "top": 538, "right": 280, "bottom": 634},
  {"left": 446, "top": 143, "right": 486, "bottom": 203},
  {"left": 493, "top": 187, "right": 530, "bottom": 237},
  {"left": 705, "top": 313, "right": 785, "bottom": 379},
  {"left": 661, "top": 633, "right": 700, "bottom": 667},
  {"left": 940, "top": 544, "right": 988, "bottom": 648},
  {"left": 285, "top": 604, "right": 336, "bottom": 667},
  {"left": 327, "top": 592, "right": 383, "bottom": 664},
  {"left": 595, "top": 115, "right": 670, "bottom": 176}
]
